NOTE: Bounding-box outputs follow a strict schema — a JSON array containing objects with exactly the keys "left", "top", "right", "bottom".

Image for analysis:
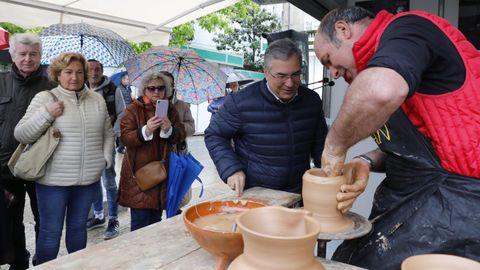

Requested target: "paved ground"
[{"left": 1, "top": 135, "right": 231, "bottom": 269}]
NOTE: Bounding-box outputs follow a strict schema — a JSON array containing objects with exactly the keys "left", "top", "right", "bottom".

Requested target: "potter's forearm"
[{"left": 325, "top": 67, "right": 408, "bottom": 157}]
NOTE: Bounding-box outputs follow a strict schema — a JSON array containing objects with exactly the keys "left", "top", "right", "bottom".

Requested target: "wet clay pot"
[
  {"left": 228, "top": 206, "right": 325, "bottom": 270},
  {"left": 183, "top": 200, "right": 265, "bottom": 270},
  {"left": 402, "top": 254, "right": 480, "bottom": 270},
  {"left": 302, "top": 168, "right": 354, "bottom": 233}
]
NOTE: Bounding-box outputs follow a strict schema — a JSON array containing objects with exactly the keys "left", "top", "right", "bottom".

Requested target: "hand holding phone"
[{"left": 156, "top": 100, "right": 169, "bottom": 119}]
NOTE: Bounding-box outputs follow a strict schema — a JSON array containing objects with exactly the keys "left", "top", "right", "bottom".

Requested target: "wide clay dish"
[
  {"left": 183, "top": 200, "right": 265, "bottom": 270},
  {"left": 303, "top": 168, "right": 354, "bottom": 233},
  {"left": 228, "top": 206, "right": 325, "bottom": 270},
  {"left": 402, "top": 254, "right": 480, "bottom": 270}
]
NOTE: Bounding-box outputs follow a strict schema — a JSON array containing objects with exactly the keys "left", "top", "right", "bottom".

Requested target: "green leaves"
[
  {"left": 0, "top": 22, "right": 44, "bottom": 34},
  {"left": 169, "top": 23, "right": 195, "bottom": 48},
  {"left": 128, "top": 41, "right": 153, "bottom": 54}
]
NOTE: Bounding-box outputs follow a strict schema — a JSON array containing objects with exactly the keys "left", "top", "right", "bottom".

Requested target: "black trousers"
[{"left": 1, "top": 165, "right": 39, "bottom": 268}]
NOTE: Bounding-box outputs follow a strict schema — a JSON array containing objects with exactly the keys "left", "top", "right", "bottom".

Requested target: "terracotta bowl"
[
  {"left": 401, "top": 254, "right": 480, "bottom": 270},
  {"left": 183, "top": 200, "right": 265, "bottom": 270},
  {"left": 229, "top": 206, "right": 325, "bottom": 270}
]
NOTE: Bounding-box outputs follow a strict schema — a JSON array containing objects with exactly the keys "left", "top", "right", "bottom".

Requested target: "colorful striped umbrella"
[
  {"left": 124, "top": 46, "right": 227, "bottom": 105},
  {"left": 39, "top": 23, "right": 134, "bottom": 67}
]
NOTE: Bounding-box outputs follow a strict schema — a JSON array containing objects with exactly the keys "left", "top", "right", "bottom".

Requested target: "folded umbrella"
[{"left": 166, "top": 152, "right": 204, "bottom": 218}]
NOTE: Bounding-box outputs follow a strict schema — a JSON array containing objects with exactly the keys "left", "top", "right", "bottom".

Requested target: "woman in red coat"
[{"left": 119, "top": 72, "right": 185, "bottom": 231}]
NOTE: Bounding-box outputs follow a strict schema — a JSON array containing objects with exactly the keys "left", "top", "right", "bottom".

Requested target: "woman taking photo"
[
  {"left": 119, "top": 72, "right": 185, "bottom": 231},
  {"left": 14, "top": 52, "right": 114, "bottom": 264}
]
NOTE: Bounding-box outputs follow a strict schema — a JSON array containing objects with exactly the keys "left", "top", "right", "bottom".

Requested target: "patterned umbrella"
[
  {"left": 124, "top": 46, "right": 227, "bottom": 105},
  {"left": 39, "top": 23, "right": 135, "bottom": 67}
]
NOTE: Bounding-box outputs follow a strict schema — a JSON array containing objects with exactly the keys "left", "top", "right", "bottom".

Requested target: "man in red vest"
[{"left": 314, "top": 6, "right": 480, "bottom": 269}]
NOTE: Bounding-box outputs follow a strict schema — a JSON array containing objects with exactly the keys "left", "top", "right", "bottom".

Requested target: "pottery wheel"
[{"left": 318, "top": 211, "right": 372, "bottom": 240}]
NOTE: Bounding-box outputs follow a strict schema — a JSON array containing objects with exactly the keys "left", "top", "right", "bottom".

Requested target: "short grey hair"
[
  {"left": 318, "top": 7, "right": 374, "bottom": 48},
  {"left": 264, "top": 38, "right": 302, "bottom": 68},
  {"left": 140, "top": 72, "right": 173, "bottom": 98},
  {"left": 9, "top": 33, "right": 42, "bottom": 55}
]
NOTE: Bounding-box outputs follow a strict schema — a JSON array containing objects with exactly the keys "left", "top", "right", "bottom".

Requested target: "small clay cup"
[
  {"left": 183, "top": 200, "right": 265, "bottom": 270},
  {"left": 228, "top": 206, "right": 325, "bottom": 270},
  {"left": 402, "top": 254, "right": 480, "bottom": 270},
  {"left": 302, "top": 168, "right": 354, "bottom": 233}
]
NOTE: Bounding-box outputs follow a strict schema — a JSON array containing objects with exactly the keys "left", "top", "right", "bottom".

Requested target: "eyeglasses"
[
  {"left": 268, "top": 69, "right": 302, "bottom": 82},
  {"left": 144, "top": 85, "right": 166, "bottom": 92}
]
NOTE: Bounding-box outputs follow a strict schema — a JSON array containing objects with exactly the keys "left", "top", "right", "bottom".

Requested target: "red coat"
[{"left": 118, "top": 98, "right": 185, "bottom": 209}]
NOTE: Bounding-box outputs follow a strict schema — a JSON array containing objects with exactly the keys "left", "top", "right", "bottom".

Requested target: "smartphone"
[{"left": 156, "top": 100, "right": 169, "bottom": 119}]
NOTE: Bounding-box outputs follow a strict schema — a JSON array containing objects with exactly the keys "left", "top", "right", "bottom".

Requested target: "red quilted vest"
[{"left": 352, "top": 10, "right": 480, "bottom": 178}]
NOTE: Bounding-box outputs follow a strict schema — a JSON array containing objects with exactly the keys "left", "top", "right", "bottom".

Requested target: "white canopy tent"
[{"left": 0, "top": 0, "right": 239, "bottom": 45}]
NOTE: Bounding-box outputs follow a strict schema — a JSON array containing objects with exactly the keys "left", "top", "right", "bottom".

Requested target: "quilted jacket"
[{"left": 205, "top": 80, "right": 328, "bottom": 193}]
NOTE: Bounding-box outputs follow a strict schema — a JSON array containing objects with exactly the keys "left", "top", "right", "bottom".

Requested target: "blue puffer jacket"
[{"left": 205, "top": 80, "right": 328, "bottom": 193}]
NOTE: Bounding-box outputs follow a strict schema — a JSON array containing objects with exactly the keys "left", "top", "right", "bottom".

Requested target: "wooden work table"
[{"left": 33, "top": 187, "right": 364, "bottom": 270}]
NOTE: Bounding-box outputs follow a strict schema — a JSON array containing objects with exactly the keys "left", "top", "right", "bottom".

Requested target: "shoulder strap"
[{"left": 46, "top": 90, "right": 58, "bottom": 102}]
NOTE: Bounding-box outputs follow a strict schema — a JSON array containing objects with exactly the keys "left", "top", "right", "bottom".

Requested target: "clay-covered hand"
[
  {"left": 226, "top": 170, "right": 246, "bottom": 197},
  {"left": 320, "top": 145, "right": 346, "bottom": 177},
  {"left": 145, "top": 116, "right": 162, "bottom": 136},
  {"left": 46, "top": 101, "right": 64, "bottom": 118},
  {"left": 336, "top": 158, "right": 370, "bottom": 213},
  {"left": 159, "top": 117, "right": 172, "bottom": 132}
]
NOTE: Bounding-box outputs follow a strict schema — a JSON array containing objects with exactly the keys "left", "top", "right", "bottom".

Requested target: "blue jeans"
[
  {"left": 35, "top": 182, "right": 97, "bottom": 264},
  {"left": 92, "top": 149, "right": 118, "bottom": 219},
  {"left": 130, "top": 208, "right": 162, "bottom": 231}
]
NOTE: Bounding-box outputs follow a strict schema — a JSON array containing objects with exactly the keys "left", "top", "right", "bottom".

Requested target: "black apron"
[{"left": 332, "top": 109, "right": 480, "bottom": 270}]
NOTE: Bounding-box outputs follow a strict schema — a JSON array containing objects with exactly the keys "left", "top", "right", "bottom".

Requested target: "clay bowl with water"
[
  {"left": 183, "top": 200, "right": 265, "bottom": 270},
  {"left": 401, "top": 254, "right": 480, "bottom": 270}
]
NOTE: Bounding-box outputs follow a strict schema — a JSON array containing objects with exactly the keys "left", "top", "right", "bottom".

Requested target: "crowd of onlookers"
[{"left": 0, "top": 32, "right": 195, "bottom": 268}]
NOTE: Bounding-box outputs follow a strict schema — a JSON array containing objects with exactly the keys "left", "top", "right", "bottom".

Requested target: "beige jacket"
[
  {"left": 14, "top": 85, "right": 114, "bottom": 186},
  {"left": 173, "top": 100, "right": 195, "bottom": 136}
]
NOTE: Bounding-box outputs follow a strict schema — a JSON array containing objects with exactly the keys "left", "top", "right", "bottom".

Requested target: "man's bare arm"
[{"left": 322, "top": 67, "right": 408, "bottom": 174}]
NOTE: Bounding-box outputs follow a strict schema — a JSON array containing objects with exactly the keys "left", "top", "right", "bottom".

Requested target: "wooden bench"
[{"left": 32, "top": 187, "right": 364, "bottom": 270}]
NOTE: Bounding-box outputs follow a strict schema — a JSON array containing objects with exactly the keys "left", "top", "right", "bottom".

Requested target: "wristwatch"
[{"left": 355, "top": 154, "right": 373, "bottom": 168}]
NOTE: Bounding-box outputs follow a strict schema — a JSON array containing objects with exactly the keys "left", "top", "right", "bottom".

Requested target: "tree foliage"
[
  {"left": 128, "top": 40, "right": 153, "bottom": 54},
  {"left": 168, "top": 0, "right": 280, "bottom": 71},
  {"left": 169, "top": 22, "right": 195, "bottom": 48},
  {"left": 211, "top": 0, "right": 280, "bottom": 71},
  {"left": 0, "top": 22, "right": 43, "bottom": 35}
]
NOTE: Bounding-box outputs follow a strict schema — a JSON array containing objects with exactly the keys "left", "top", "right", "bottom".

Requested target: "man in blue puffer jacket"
[{"left": 205, "top": 38, "right": 328, "bottom": 196}]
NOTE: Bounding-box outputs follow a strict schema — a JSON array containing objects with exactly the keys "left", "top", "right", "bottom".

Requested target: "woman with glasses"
[{"left": 118, "top": 72, "right": 186, "bottom": 231}]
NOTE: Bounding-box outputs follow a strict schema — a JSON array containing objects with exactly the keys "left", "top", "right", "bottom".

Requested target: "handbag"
[
  {"left": 129, "top": 140, "right": 169, "bottom": 191},
  {"left": 135, "top": 161, "right": 167, "bottom": 191},
  {"left": 8, "top": 91, "right": 61, "bottom": 180}
]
